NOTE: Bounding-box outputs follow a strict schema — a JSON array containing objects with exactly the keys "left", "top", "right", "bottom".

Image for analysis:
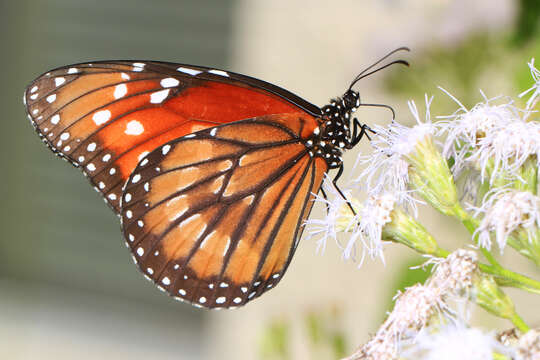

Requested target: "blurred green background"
[{"left": 1, "top": 1, "right": 539, "bottom": 359}]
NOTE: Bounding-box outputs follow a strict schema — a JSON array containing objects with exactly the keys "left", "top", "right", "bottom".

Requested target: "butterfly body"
[{"left": 23, "top": 55, "right": 404, "bottom": 308}]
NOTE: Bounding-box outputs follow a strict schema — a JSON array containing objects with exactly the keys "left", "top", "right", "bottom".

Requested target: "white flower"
[
  {"left": 438, "top": 90, "right": 522, "bottom": 178},
  {"left": 519, "top": 58, "right": 540, "bottom": 111},
  {"left": 403, "top": 321, "right": 505, "bottom": 360},
  {"left": 355, "top": 97, "right": 437, "bottom": 214},
  {"left": 472, "top": 189, "right": 540, "bottom": 252},
  {"left": 305, "top": 174, "right": 350, "bottom": 254},
  {"left": 439, "top": 88, "right": 540, "bottom": 185},
  {"left": 428, "top": 249, "right": 478, "bottom": 297},
  {"left": 471, "top": 120, "right": 540, "bottom": 184},
  {"left": 516, "top": 329, "right": 540, "bottom": 360},
  {"left": 342, "top": 192, "right": 396, "bottom": 265}
]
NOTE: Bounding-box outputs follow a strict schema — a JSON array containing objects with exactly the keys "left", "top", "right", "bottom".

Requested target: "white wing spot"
[
  {"left": 208, "top": 284, "right": 214, "bottom": 289},
  {"left": 136, "top": 247, "right": 144, "bottom": 256},
  {"left": 32, "top": 109, "right": 39, "bottom": 115},
  {"left": 162, "top": 277, "right": 171, "bottom": 286},
  {"left": 150, "top": 89, "right": 170, "bottom": 104},
  {"left": 108, "top": 193, "right": 117, "bottom": 200},
  {"left": 78, "top": 156, "right": 85, "bottom": 163},
  {"left": 140, "top": 158, "right": 149, "bottom": 166},
  {"left": 102, "top": 154, "right": 111, "bottom": 162},
  {"left": 208, "top": 69, "right": 229, "bottom": 77},
  {"left": 241, "top": 287, "right": 247, "bottom": 293},
  {"left": 272, "top": 273, "right": 280, "bottom": 279},
  {"left": 162, "top": 144, "right": 171, "bottom": 155},
  {"left": 179, "top": 289, "right": 186, "bottom": 296},
  {"left": 93, "top": 110, "right": 111, "bottom": 125},
  {"left": 177, "top": 67, "right": 202, "bottom": 76},
  {"left": 223, "top": 238, "right": 230, "bottom": 256},
  {"left": 220, "top": 282, "right": 228, "bottom": 288},
  {"left": 51, "top": 114, "right": 60, "bottom": 124},
  {"left": 114, "top": 84, "right": 127, "bottom": 99},
  {"left": 133, "top": 62, "right": 145, "bottom": 67},
  {"left": 125, "top": 120, "right": 144, "bottom": 135},
  {"left": 98, "top": 182, "right": 105, "bottom": 189},
  {"left": 86, "top": 163, "right": 96, "bottom": 171},
  {"left": 248, "top": 292, "right": 256, "bottom": 299},
  {"left": 132, "top": 174, "right": 141, "bottom": 183},
  {"left": 63, "top": 145, "right": 70, "bottom": 152},
  {"left": 67, "top": 68, "right": 79, "bottom": 74},
  {"left": 30, "top": 86, "right": 38, "bottom": 93},
  {"left": 144, "top": 182, "right": 149, "bottom": 192},
  {"left": 254, "top": 281, "right": 261, "bottom": 286},
  {"left": 210, "top": 128, "right": 218, "bottom": 136},
  {"left": 126, "top": 210, "right": 133, "bottom": 218},
  {"left": 60, "top": 132, "right": 70, "bottom": 141},
  {"left": 199, "top": 297, "right": 207, "bottom": 304},
  {"left": 30, "top": 93, "right": 38, "bottom": 100},
  {"left": 233, "top": 297, "right": 242, "bottom": 304},
  {"left": 109, "top": 168, "right": 116, "bottom": 175},
  {"left": 138, "top": 151, "right": 149, "bottom": 162},
  {"left": 128, "top": 234, "right": 135, "bottom": 242},
  {"left": 46, "top": 94, "right": 56, "bottom": 103},
  {"left": 216, "top": 297, "right": 226, "bottom": 304},
  {"left": 184, "top": 275, "right": 188, "bottom": 280},
  {"left": 160, "top": 77, "right": 179, "bottom": 88},
  {"left": 55, "top": 77, "right": 65, "bottom": 87},
  {"left": 124, "top": 193, "right": 132, "bottom": 203},
  {"left": 147, "top": 268, "right": 154, "bottom": 275},
  {"left": 174, "top": 264, "right": 180, "bottom": 270},
  {"left": 121, "top": 73, "right": 130, "bottom": 80},
  {"left": 87, "top": 142, "right": 96, "bottom": 152},
  {"left": 137, "top": 220, "right": 144, "bottom": 227}
]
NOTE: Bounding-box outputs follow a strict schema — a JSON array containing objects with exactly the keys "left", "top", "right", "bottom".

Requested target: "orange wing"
[
  {"left": 120, "top": 114, "right": 327, "bottom": 308},
  {"left": 24, "top": 61, "right": 316, "bottom": 212}
]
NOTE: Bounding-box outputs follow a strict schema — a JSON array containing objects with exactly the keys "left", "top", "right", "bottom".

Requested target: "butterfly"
[{"left": 24, "top": 48, "right": 408, "bottom": 309}]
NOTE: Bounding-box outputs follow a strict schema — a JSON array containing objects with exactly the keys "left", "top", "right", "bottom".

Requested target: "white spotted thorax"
[{"left": 311, "top": 89, "right": 361, "bottom": 168}]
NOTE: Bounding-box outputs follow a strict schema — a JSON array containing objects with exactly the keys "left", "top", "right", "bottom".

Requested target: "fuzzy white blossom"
[
  {"left": 355, "top": 98, "right": 438, "bottom": 214},
  {"left": 471, "top": 119, "right": 540, "bottom": 184},
  {"left": 402, "top": 321, "right": 506, "bottom": 360},
  {"left": 305, "top": 174, "right": 351, "bottom": 254},
  {"left": 438, "top": 90, "right": 531, "bottom": 182},
  {"left": 472, "top": 189, "right": 540, "bottom": 252},
  {"left": 516, "top": 329, "right": 540, "bottom": 360},
  {"left": 345, "top": 250, "right": 479, "bottom": 360},
  {"left": 342, "top": 192, "right": 396, "bottom": 265},
  {"left": 519, "top": 58, "right": 540, "bottom": 111}
]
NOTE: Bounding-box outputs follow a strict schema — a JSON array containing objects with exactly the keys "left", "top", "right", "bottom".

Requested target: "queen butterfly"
[{"left": 24, "top": 48, "right": 408, "bottom": 309}]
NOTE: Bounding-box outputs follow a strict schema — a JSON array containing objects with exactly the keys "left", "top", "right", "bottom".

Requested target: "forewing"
[
  {"left": 24, "top": 61, "right": 317, "bottom": 212},
  {"left": 120, "top": 116, "right": 327, "bottom": 308}
]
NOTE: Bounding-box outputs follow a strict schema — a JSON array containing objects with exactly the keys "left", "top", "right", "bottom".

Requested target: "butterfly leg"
[
  {"left": 332, "top": 164, "right": 357, "bottom": 216},
  {"left": 351, "top": 118, "right": 376, "bottom": 146},
  {"left": 319, "top": 186, "right": 331, "bottom": 215}
]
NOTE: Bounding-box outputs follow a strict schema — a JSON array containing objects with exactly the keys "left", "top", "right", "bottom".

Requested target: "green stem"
[
  {"left": 479, "top": 263, "right": 540, "bottom": 294},
  {"left": 510, "top": 312, "right": 530, "bottom": 333}
]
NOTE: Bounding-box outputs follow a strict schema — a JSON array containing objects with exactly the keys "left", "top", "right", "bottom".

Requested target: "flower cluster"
[
  {"left": 345, "top": 250, "right": 480, "bottom": 360},
  {"left": 306, "top": 59, "right": 540, "bottom": 360}
]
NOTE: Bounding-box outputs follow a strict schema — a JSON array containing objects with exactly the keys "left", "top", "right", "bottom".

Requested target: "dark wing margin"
[{"left": 120, "top": 117, "right": 327, "bottom": 308}]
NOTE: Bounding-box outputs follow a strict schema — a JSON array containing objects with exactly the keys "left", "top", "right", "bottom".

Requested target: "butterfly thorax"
[{"left": 308, "top": 90, "right": 360, "bottom": 169}]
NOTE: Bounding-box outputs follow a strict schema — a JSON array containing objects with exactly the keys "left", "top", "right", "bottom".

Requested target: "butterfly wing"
[
  {"left": 120, "top": 114, "right": 327, "bottom": 308},
  {"left": 24, "top": 61, "right": 321, "bottom": 212}
]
